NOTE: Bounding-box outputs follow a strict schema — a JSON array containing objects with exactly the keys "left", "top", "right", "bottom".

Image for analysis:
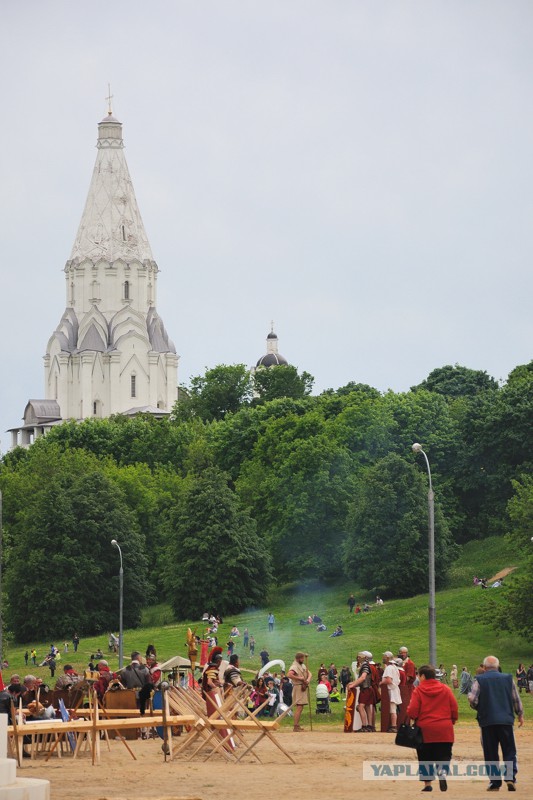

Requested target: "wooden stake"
[{"left": 304, "top": 654, "right": 313, "bottom": 731}]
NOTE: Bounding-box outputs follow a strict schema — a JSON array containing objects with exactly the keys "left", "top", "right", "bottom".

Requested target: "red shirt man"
[{"left": 399, "top": 647, "right": 417, "bottom": 684}]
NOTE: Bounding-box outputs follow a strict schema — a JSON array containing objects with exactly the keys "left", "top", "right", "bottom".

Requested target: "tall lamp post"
[
  {"left": 0, "top": 488, "right": 3, "bottom": 664},
  {"left": 412, "top": 443, "right": 436, "bottom": 667},
  {"left": 111, "top": 539, "right": 123, "bottom": 669}
]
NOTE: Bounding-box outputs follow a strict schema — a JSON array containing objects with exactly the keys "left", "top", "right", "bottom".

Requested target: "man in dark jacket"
[
  {"left": 119, "top": 652, "right": 149, "bottom": 691},
  {"left": 468, "top": 655, "right": 524, "bottom": 791}
]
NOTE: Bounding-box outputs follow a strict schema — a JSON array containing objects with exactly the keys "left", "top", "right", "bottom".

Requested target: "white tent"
[{"left": 158, "top": 655, "right": 192, "bottom": 671}]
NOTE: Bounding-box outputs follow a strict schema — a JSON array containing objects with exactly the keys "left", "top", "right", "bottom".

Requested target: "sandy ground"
[
  {"left": 488, "top": 567, "right": 516, "bottom": 582},
  {"left": 18, "top": 726, "right": 532, "bottom": 799}
]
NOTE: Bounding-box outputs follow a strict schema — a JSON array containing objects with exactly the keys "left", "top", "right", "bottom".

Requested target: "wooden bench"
[{"left": 8, "top": 713, "right": 195, "bottom": 766}]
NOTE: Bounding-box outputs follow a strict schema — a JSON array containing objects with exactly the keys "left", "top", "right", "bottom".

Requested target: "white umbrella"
[{"left": 258, "top": 659, "right": 285, "bottom": 677}]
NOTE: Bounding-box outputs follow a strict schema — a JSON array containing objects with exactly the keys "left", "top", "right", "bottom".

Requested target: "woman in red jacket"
[{"left": 407, "top": 665, "right": 459, "bottom": 792}]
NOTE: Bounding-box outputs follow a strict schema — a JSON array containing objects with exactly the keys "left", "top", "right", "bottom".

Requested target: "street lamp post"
[
  {"left": 412, "top": 443, "right": 436, "bottom": 667},
  {"left": 0, "top": 488, "right": 3, "bottom": 664},
  {"left": 111, "top": 539, "right": 123, "bottom": 669}
]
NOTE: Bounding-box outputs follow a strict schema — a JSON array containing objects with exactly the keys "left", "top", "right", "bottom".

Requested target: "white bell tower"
[{"left": 44, "top": 109, "right": 178, "bottom": 422}]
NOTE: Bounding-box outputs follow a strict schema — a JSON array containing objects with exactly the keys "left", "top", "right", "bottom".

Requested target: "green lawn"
[{"left": 3, "top": 536, "right": 532, "bottom": 728}]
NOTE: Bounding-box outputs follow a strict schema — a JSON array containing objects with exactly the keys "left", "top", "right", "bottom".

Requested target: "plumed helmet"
[{"left": 208, "top": 646, "right": 223, "bottom": 663}]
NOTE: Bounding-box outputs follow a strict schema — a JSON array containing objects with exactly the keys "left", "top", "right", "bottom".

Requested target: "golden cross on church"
[{"left": 106, "top": 84, "right": 114, "bottom": 115}]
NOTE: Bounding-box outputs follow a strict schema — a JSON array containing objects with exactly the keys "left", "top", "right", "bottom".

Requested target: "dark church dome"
[{"left": 256, "top": 352, "right": 288, "bottom": 368}]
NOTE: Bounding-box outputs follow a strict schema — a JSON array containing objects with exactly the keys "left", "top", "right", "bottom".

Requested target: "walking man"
[
  {"left": 468, "top": 655, "right": 524, "bottom": 791},
  {"left": 288, "top": 651, "right": 311, "bottom": 732},
  {"left": 268, "top": 612, "right": 275, "bottom": 632}
]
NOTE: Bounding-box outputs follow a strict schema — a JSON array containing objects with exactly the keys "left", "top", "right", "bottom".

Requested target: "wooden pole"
[
  {"left": 162, "top": 686, "right": 169, "bottom": 761},
  {"left": 304, "top": 654, "right": 313, "bottom": 731}
]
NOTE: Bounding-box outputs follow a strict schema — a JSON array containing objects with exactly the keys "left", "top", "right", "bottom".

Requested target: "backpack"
[{"left": 369, "top": 663, "right": 381, "bottom": 704}]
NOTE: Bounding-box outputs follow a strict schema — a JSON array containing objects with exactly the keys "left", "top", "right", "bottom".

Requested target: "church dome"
[
  {"left": 256, "top": 352, "right": 288, "bottom": 368},
  {"left": 255, "top": 325, "right": 289, "bottom": 368}
]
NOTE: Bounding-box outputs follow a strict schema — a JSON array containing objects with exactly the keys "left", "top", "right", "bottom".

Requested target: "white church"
[{"left": 10, "top": 110, "right": 179, "bottom": 448}]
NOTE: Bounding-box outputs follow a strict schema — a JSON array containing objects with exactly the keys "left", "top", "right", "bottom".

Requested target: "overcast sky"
[{"left": 1, "top": 1, "right": 532, "bottom": 451}]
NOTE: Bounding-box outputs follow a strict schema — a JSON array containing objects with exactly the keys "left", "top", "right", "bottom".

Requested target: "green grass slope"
[{"left": 3, "top": 536, "right": 532, "bottom": 728}]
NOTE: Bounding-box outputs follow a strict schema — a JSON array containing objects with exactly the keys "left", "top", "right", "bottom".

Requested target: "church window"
[
  {"left": 122, "top": 225, "right": 126, "bottom": 241},
  {"left": 93, "top": 401, "right": 97, "bottom": 415},
  {"left": 124, "top": 280, "right": 130, "bottom": 300},
  {"left": 131, "top": 374, "right": 136, "bottom": 398}
]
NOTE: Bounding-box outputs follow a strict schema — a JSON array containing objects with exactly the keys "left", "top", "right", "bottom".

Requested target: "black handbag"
[{"left": 395, "top": 722, "right": 424, "bottom": 748}]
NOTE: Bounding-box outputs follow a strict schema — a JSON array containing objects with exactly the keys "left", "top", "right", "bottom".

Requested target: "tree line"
[{"left": 0, "top": 361, "right": 531, "bottom": 641}]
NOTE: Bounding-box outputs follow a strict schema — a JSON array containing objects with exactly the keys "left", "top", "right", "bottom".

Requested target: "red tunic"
[
  {"left": 403, "top": 657, "right": 417, "bottom": 684},
  {"left": 406, "top": 679, "right": 458, "bottom": 743}
]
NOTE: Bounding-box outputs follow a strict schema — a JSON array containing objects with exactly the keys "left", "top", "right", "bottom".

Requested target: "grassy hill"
[{"left": 3, "top": 536, "right": 532, "bottom": 727}]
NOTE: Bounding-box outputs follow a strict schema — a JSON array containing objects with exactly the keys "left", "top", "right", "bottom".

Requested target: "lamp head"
[
  {"left": 412, "top": 443, "right": 423, "bottom": 453},
  {"left": 111, "top": 539, "right": 118, "bottom": 547}
]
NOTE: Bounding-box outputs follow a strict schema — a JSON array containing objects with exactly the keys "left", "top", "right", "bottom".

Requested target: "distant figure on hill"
[
  {"left": 260, "top": 648, "right": 270, "bottom": 667},
  {"left": 339, "top": 665, "right": 352, "bottom": 695},
  {"left": 268, "top": 613, "right": 275, "bottom": 632},
  {"left": 347, "top": 594, "right": 356, "bottom": 613},
  {"left": 450, "top": 664, "right": 458, "bottom": 689},
  {"left": 516, "top": 663, "right": 528, "bottom": 693},
  {"left": 527, "top": 664, "right": 533, "bottom": 694},
  {"left": 459, "top": 667, "right": 473, "bottom": 694}
]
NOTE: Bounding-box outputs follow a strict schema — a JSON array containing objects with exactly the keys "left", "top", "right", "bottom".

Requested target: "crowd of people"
[
  {"left": 0, "top": 631, "right": 527, "bottom": 791},
  {"left": 2, "top": 600, "right": 529, "bottom": 789}
]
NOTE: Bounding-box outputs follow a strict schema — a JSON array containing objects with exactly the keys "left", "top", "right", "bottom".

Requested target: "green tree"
[
  {"left": 453, "top": 362, "right": 533, "bottom": 537},
  {"left": 237, "top": 410, "right": 353, "bottom": 580},
  {"left": 163, "top": 468, "right": 271, "bottom": 619},
  {"left": 252, "top": 365, "right": 314, "bottom": 403},
  {"left": 3, "top": 446, "right": 148, "bottom": 640},
  {"left": 103, "top": 461, "right": 181, "bottom": 595},
  {"left": 44, "top": 415, "right": 195, "bottom": 471},
  {"left": 483, "top": 474, "right": 533, "bottom": 639},
  {"left": 177, "top": 364, "right": 253, "bottom": 422},
  {"left": 412, "top": 364, "right": 499, "bottom": 397},
  {"left": 343, "top": 454, "right": 456, "bottom": 597}
]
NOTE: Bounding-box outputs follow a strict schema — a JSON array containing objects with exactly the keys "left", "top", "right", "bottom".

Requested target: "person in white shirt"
[{"left": 381, "top": 650, "right": 402, "bottom": 732}]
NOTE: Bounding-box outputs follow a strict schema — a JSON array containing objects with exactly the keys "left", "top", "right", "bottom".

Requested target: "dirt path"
[
  {"left": 487, "top": 566, "right": 516, "bottom": 582},
  {"left": 20, "top": 726, "right": 532, "bottom": 799}
]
